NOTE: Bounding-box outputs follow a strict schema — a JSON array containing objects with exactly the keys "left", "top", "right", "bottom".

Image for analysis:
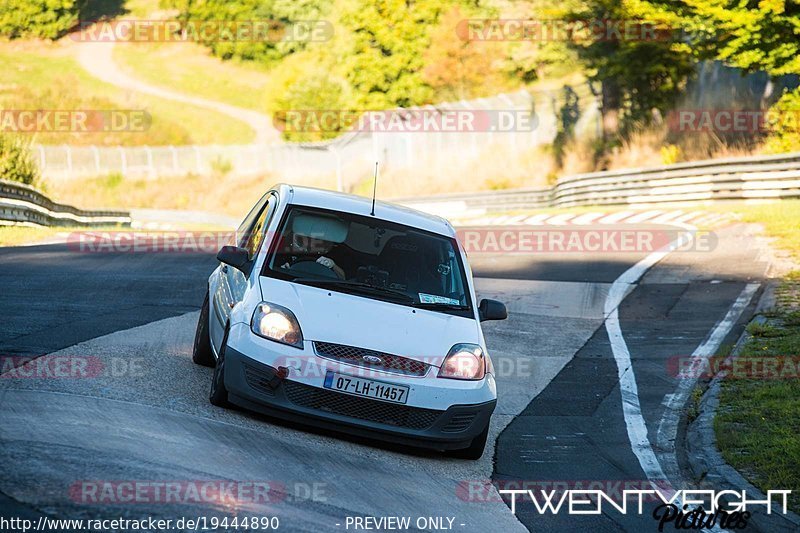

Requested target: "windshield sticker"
[{"left": 418, "top": 293, "right": 460, "bottom": 305}]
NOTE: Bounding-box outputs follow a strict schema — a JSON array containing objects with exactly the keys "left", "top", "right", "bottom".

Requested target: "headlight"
[
  {"left": 438, "top": 343, "right": 486, "bottom": 380},
  {"left": 251, "top": 302, "right": 303, "bottom": 348}
]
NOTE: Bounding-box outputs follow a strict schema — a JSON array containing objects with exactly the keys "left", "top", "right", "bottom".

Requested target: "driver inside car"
[
  {"left": 275, "top": 213, "right": 349, "bottom": 280},
  {"left": 281, "top": 234, "right": 346, "bottom": 279}
]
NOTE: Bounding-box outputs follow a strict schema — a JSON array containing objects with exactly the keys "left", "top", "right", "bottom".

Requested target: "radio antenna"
[{"left": 370, "top": 161, "right": 378, "bottom": 216}]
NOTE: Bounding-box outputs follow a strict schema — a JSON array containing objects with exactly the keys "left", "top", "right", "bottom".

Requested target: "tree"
[
  {"left": 166, "top": 0, "right": 334, "bottom": 65},
  {"left": 552, "top": 0, "right": 695, "bottom": 134},
  {"left": 337, "top": 0, "right": 453, "bottom": 109},
  {"left": 626, "top": 1, "right": 800, "bottom": 152},
  {"left": 0, "top": 0, "right": 82, "bottom": 39},
  {"left": 625, "top": 0, "right": 800, "bottom": 77},
  {"left": 422, "top": 6, "right": 509, "bottom": 101}
]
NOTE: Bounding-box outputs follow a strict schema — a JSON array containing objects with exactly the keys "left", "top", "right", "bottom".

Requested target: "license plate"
[{"left": 323, "top": 372, "right": 409, "bottom": 404}]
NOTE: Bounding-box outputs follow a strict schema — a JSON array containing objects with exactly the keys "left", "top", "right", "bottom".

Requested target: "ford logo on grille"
[{"left": 362, "top": 355, "right": 383, "bottom": 365}]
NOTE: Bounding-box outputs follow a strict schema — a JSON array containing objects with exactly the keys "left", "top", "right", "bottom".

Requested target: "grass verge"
[
  {"left": 0, "top": 225, "right": 97, "bottom": 247},
  {"left": 713, "top": 200, "right": 800, "bottom": 514},
  {"left": 45, "top": 171, "right": 337, "bottom": 219},
  {"left": 715, "top": 307, "right": 800, "bottom": 514}
]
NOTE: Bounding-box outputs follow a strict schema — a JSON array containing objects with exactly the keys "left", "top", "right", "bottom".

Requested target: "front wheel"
[
  {"left": 192, "top": 291, "right": 215, "bottom": 367},
  {"left": 209, "top": 327, "right": 230, "bottom": 407},
  {"left": 447, "top": 423, "right": 489, "bottom": 460}
]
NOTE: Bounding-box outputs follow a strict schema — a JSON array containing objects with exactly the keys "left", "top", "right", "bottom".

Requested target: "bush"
[
  {"left": 0, "top": 134, "right": 39, "bottom": 186},
  {"left": 765, "top": 87, "right": 800, "bottom": 154},
  {"left": 164, "top": 0, "right": 333, "bottom": 66},
  {"left": 0, "top": 0, "right": 81, "bottom": 39},
  {"left": 265, "top": 49, "right": 354, "bottom": 142}
]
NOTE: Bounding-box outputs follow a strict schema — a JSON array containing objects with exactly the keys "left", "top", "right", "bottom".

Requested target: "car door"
[{"left": 209, "top": 192, "right": 276, "bottom": 352}]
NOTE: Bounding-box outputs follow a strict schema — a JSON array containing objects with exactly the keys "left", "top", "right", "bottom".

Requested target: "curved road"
[{"left": 0, "top": 220, "right": 771, "bottom": 531}]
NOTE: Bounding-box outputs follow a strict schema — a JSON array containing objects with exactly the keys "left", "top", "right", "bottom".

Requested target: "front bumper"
[{"left": 222, "top": 328, "right": 497, "bottom": 450}]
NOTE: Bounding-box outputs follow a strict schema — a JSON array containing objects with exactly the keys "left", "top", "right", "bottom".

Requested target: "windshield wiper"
[
  {"left": 293, "top": 278, "right": 414, "bottom": 303},
  {"left": 411, "top": 302, "right": 471, "bottom": 311}
]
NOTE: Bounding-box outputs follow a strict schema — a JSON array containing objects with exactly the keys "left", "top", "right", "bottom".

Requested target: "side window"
[
  {"left": 235, "top": 193, "right": 269, "bottom": 248},
  {"left": 241, "top": 193, "right": 277, "bottom": 260}
]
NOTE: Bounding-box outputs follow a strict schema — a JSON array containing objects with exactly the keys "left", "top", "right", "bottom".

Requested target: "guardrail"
[
  {"left": 397, "top": 151, "right": 800, "bottom": 215},
  {"left": 0, "top": 179, "right": 131, "bottom": 227},
  {"left": 5, "top": 151, "right": 799, "bottom": 227}
]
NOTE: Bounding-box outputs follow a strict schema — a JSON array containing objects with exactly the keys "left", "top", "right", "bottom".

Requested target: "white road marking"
[
  {"left": 523, "top": 214, "right": 552, "bottom": 225},
  {"left": 655, "top": 283, "right": 759, "bottom": 483},
  {"left": 505, "top": 214, "right": 531, "bottom": 225},
  {"left": 455, "top": 209, "right": 722, "bottom": 229},
  {"left": 491, "top": 215, "right": 514, "bottom": 225},
  {"left": 674, "top": 211, "right": 706, "bottom": 224},
  {"left": 624, "top": 210, "right": 664, "bottom": 224},
  {"left": 598, "top": 211, "right": 635, "bottom": 224},
  {"left": 604, "top": 236, "right": 686, "bottom": 487},
  {"left": 545, "top": 213, "right": 576, "bottom": 225},
  {"left": 570, "top": 212, "right": 605, "bottom": 225},
  {"left": 603, "top": 227, "right": 755, "bottom": 533},
  {"left": 650, "top": 211, "right": 684, "bottom": 225}
]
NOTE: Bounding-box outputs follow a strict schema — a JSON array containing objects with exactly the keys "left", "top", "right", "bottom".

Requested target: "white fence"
[{"left": 32, "top": 90, "right": 571, "bottom": 190}]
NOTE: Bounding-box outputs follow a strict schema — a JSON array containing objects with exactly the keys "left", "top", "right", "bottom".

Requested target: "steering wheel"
[{"left": 289, "top": 260, "right": 339, "bottom": 279}]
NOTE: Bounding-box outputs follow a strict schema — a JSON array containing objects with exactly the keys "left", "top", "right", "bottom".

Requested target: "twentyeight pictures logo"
[{"left": 500, "top": 488, "right": 792, "bottom": 531}]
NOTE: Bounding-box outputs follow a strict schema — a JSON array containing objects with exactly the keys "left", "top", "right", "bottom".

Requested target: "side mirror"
[
  {"left": 216, "top": 245, "right": 252, "bottom": 276},
  {"left": 478, "top": 298, "right": 508, "bottom": 322}
]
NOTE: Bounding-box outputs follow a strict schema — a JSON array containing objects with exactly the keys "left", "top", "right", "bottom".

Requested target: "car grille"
[
  {"left": 243, "top": 364, "right": 276, "bottom": 396},
  {"left": 283, "top": 380, "right": 441, "bottom": 430},
  {"left": 442, "top": 413, "right": 476, "bottom": 432},
  {"left": 313, "top": 341, "right": 430, "bottom": 377}
]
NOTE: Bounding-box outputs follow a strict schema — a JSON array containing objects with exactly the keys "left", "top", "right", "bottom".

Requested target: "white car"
[{"left": 192, "top": 184, "right": 507, "bottom": 459}]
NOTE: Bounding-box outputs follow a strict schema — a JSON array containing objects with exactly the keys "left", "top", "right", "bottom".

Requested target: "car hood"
[{"left": 259, "top": 276, "right": 481, "bottom": 365}]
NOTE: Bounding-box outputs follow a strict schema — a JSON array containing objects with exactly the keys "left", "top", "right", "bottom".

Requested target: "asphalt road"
[{"left": 0, "top": 223, "right": 771, "bottom": 532}]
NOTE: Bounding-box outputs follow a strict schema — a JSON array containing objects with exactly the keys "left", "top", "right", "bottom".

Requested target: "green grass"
[
  {"left": 712, "top": 200, "right": 800, "bottom": 262},
  {"left": 45, "top": 170, "right": 334, "bottom": 218},
  {"left": 712, "top": 199, "right": 800, "bottom": 514},
  {"left": 0, "top": 41, "right": 254, "bottom": 145},
  {"left": 113, "top": 42, "right": 272, "bottom": 112},
  {"left": 0, "top": 225, "right": 104, "bottom": 246},
  {"left": 746, "top": 321, "right": 785, "bottom": 338},
  {"left": 715, "top": 314, "right": 800, "bottom": 513}
]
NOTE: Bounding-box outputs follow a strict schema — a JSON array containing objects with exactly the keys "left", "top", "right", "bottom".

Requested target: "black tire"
[
  {"left": 192, "top": 291, "right": 215, "bottom": 367},
  {"left": 447, "top": 423, "right": 489, "bottom": 460},
  {"left": 209, "top": 327, "right": 230, "bottom": 408}
]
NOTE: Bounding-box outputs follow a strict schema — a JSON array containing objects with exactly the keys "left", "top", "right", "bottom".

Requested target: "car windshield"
[{"left": 263, "top": 205, "right": 472, "bottom": 315}]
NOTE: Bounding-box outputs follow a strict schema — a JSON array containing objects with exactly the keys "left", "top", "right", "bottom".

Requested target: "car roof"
[{"left": 272, "top": 184, "right": 456, "bottom": 237}]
